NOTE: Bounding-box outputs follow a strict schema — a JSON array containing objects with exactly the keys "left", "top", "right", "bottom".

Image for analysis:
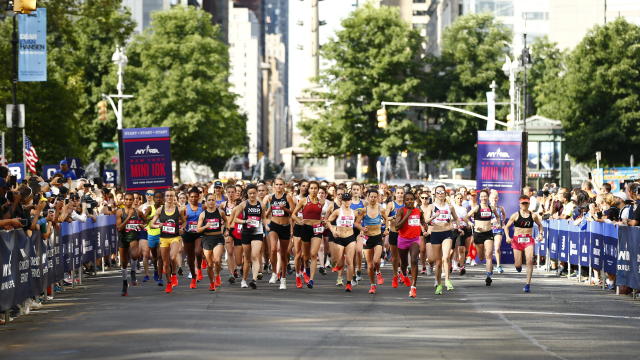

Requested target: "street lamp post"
[{"left": 521, "top": 33, "right": 531, "bottom": 133}]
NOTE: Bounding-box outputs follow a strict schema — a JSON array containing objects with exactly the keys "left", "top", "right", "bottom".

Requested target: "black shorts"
[
  {"left": 334, "top": 234, "right": 356, "bottom": 247},
  {"left": 230, "top": 232, "right": 242, "bottom": 247},
  {"left": 327, "top": 229, "right": 335, "bottom": 243},
  {"left": 119, "top": 232, "right": 138, "bottom": 249},
  {"left": 269, "top": 222, "right": 291, "bottom": 240},
  {"left": 455, "top": 228, "right": 472, "bottom": 247},
  {"left": 430, "top": 231, "right": 453, "bottom": 245},
  {"left": 293, "top": 224, "right": 304, "bottom": 238},
  {"left": 473, "top": 230, "right": 494, "bottom": 245},
  {"left": 388, "top": 231, "right": 398, "bottom": 246},
  {"left": 241, "top": 232, "right": 264, "bottom": 245},
  {"left": 300, "top": 224, "right": 323, "bottom": 243},
  {"left": 424, "top": 233, "right": 431, "bottom": 244},
  {"left": 182, "top": 232, "right": 202, "bottom": 243},
  {"left": 363, "top": 234, "right": 383, "bottom": 249},
  {"left": 202, "top": 234, "right": 224, "bottom": 250}
]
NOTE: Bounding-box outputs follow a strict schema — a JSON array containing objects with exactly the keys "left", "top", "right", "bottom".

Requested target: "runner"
[
  {"left": 418, "top": 190, "right": 432, "bottom": 276},
  {"left": 182, "top": 187, "right": 204, "bottom": 289},
  {"left": 291, "top": 181, "right": 325, "bottom": 289},
  {"left": 265, "top": 178, "right": 294, "bottom": 289},
  {"left": 349, "top": 182, "right": 365, "bottom": 283},
  {"left": 230, "top": 184, "right": 265, "bottom": 289},
  {"left": 222, "top": 184, "right": 242, "bottom": 284},
  {"left": 394, "top": 191, "right": 423, "bottom": 298},
  {"left": 465, "top": 189, "right": 500, "bottom": 286},
  {"left": 452, "top": 192, "right": 471, "bottom": 276},
  {"left": 291, "top": 180, "right": 309, "bottom": 287},
  {"left": 211, "top": 180, "right": 226, "bottom": 205},
  {"left": 385, "top": 187, "right": 405, "bottom": 288},
  {"left": 150, "top": 189, "right": 186, "bottom": 294},
  {"left": 132, "top": 193, "right": 147, "bottom": 281},
  {"left": 356, "top": 188, "right": 388, "bottom": 294},
  {"left": 196, "top": 193, "right": 227, "bottom": 291},
  {"left": 138, "top": 190, "right": 155, "bottom": 282},
  {"left": 144, "top": 192, "right": 164, "bottom": 286},
  {"left": 329, "top": 186, "right": 346, "bottom": 286},
  {"left": 326, "top": 192, "right": 357, "bottom": 292},
  {"left": 318, "top": 186, "right": 332, "bottom": 276},
  {"left": 257, "top": 183, "right": 269, "bottom": 279},
  {"left": 490, "top": 190, "right": 507, "bottom": 274},
  {"left": 503, "top": 195, "right": 545, "bottom": 292},
  {"left": 424, "top": 185, "right": 459, "bottom": 295},
  {"left": 116, "top": 193, "right": 144, "bottom": 296}
]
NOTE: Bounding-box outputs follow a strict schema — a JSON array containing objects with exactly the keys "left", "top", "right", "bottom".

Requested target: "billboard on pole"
[
  {"left": 18, "top": 8, "right": 47, "bottom": 82},
  {"left": 122, "top": 127, "right": 172, "bottom": 191}
]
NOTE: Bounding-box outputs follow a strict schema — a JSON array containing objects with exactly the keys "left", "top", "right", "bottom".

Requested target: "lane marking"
[
  {"left": 495, "top": 312, "right": 569, "bottom": 360},
  {"left": 483, "top": 310, "right": 640, "bottom": 320}
]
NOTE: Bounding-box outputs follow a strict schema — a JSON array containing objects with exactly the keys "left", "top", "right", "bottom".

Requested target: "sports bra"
[
  {"left": 514, "top": 210, "right": 533, "bottom": 228},
  {"left": 363, "top": 207, "right": 382, "bottom": 226},
  {"left": 336, "top": 208, "right": 356, "bottom": 228},
  {"left": 474, "top": 205, "right": 493, "bottom": 221},
  {"left": 350, "top": 199, "right": 365, "bottom": 211}
]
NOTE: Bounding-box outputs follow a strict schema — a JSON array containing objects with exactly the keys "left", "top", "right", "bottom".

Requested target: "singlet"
[
  {"left": 474, "top": 205, "right": 493, "bottom": 221},
  {"left": 186, "top": 203, "right": 204, "bottom": 233},
  {"left": 158, "top": 206, "right": 180, "bottom": 238},
  {"left": 146, "top": 205, "right": 161, "bottom": 236},
  {"left": 388, "top": 201, "right": 404, "bottom": 218},
  {"left": 350, "top": 199, "right": 365, "bottom": 211},
  {"left": 336, "top": 208, "right": 356, "bottom": 228},
  {"left": 398, "top": 207, "right": 421, "bottom": 238},
  {"left": 453, "top": 204, "right": 468, "bottom": 227},
  {"left": 270, "top": 193, "right": 290, "bottom": 217},
  {"left": 321, "top": 200, "right": 332, "bottom": 219},
  {"left": 203, "top": 208, "right": 223, "bottom": 232},
  {"left": 215, "top": 195, "right": 227, "bottom": 206},
  {"left": 363, "top": 207, "right": 383, "bottom": 226},
  {"left": 242, "top": 200, "right": 263, "bottom": 234},
  {"left": 121, "top": 208, "right": 143, "bottom": 233},
  {"left": 301, "top": 197, "right": 322, "bottom": 220},
  {"left": 430, "top": 204, "right": 452, "bottom": 226},
  {"left": 514, "top": 210, "right": 533, "bottom": 228}
]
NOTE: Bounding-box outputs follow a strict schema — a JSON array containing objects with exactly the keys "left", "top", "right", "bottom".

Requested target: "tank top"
[
  {"left": 186, "top": 203, "right": 204, "bottom": 233},
  {"left": 243, "top": 200, "right": 263, "bottom": 234},
  {"left": 350, "top": 199, "right": 365, "bottom": 211},
  {"left": 203, "top": 208, "right": 223, "bottom": 232},
  {"left": 362, "top": 207, "right": 382, "bottom": 226},
  {"left": 474, "top": 205, "right": 493, "bottom": 221},
  {"left": 336, "top": 208, "right": 356, "bottom": 228},
  {"left": 398, "top": 207, "right": 421, "bottom": 238},
  {"left": 302, "top": 197, "right": 322, "bottom": 220},
  {"left": 321, "top": 200, "right": 332, "bottom": 218},
  {"left": 146, "top": 205, "right": 161, "bottom": 236},
  {"left": 270, "top": 193, "right": 289, "bottom": 217},
  {"left": 431, "top": 204, "right": 452, "bottom": 226},
  {"left": 330, "top": 202, "right": 340, "bottom": 225},
  {"left": 121, "top": 208, "right": 143, "bottom": 233},
  {"left": 389, "top": 201, "right": 404, "bottom": 218},
  {"left": 514, "top": 210, "right": 534, "bottom": 228},
  {"left": 215, "top": 195, "right": 227, "bottom": 206},
  {"left": 158, "top": 206, "right": 180, "bottom": 238},
  {"left": 453, "top": 204, "right": 468, "bottom": 227}
]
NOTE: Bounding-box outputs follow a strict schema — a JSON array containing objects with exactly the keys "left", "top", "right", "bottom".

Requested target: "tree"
[
  {"left": 527, "top": 36, "right": 564, "bottom": 117},
  {"left": 298, "top": 4, "right": 426, "bottom": 179},
  {"left": 424, "top": 14, "right": 512, "bottom": 173},
  {"left": 122, "top": 6, "right": 246, "bottom": 180},
  {"left": 537, "top": 18, "right": 640, "bottom": 166}
]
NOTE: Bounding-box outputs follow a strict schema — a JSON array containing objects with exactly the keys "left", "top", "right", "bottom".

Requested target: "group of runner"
[{"left": 116, "top": 180, "right": 544, "bottom": 298}]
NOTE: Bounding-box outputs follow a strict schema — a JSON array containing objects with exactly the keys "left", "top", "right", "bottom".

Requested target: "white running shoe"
[
  {"left": 241, "top": 280, "right": 248, "bottom": 288},
  {"left": 279, "top": 278, "right": 287, "bottom": 290},
  {"left": 465, "top": 257, "right": 471, "bottom": 265},
  {"left": 470, "top": 259, "right": 477, "bottom": 266},
  {"left": 187, "top": 272, "right": 193, "bottom": 279},
  {"left": 269, "top": 273, "right": 278, "bottom": 284}
]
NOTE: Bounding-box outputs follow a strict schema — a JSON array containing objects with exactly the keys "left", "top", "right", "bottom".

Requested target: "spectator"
[
  {"left": 523, "top": 186, "right": 540, "bottom": 212},
  {"left": 554, "top": 190, "right": 574, "bottom": 220},
  {"left": 599, "top": 183, "right": 612, "bottom": 195},
  {"left": 581, "top": 180, "right": 597, "bottom": 199},
  {"left": 55, "top": 160, "right": 77, "bottom": 181},
  {"left": 626, "top": 183, "right": 640, "bottom": 226}
]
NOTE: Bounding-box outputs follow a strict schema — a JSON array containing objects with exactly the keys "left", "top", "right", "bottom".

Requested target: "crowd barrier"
[
  {"left": 537, "top": 219, "right": 640, "bottom": 291},
  {"left": 0, "top": 215, "right": 117, "bottom": 313}
]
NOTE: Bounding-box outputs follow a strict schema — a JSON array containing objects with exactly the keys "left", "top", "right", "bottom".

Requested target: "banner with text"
[
  {"left": 122, "top": 127, "right": 172, "bottom": 191},
  {"left": 18, "top": 8, "right": 47, "bottom": 82}
]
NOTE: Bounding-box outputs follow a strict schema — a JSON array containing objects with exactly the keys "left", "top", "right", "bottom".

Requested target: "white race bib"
[{"left": 313, "top": 224, "right": 324, "bottom": 234}]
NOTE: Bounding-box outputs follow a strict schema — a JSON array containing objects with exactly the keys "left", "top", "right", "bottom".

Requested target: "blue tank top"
[
  {"left": 215, "top": 195, "right": 227, "bottom": 206},
  {"left": 186, "top": 203, "right": 203, "bottom": 222},
  {"left": 363, "top": 210, "right": 382, "bottom": 226},
  {"left": 350, "top": 199, "right": 364, "bottom": 211},
  {"left": 388, "top": 201, "right": 404, "bottom": 217}
]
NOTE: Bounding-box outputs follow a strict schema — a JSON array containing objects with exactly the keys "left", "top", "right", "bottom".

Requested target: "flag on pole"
[{"left": 24, "top": 135, "right": 39, "bottom": 174}]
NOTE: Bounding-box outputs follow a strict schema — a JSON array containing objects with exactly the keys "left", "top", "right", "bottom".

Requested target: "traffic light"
[
  {"left": 14, "top": 0, "right": 37, "bottom": 14},
  {"left": 376, "top": 108, "right": 387, "bottom": 128},
  {"left": 98, "top": 100, "right": 108, "bottom": 122}
]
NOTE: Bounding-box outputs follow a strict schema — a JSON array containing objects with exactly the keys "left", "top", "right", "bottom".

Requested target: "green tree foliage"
[
  {"left": 527, "top": 36, "right": 564, "bottom": 117},
  {"left": 123, "top": 6, "right": 246, "bottom": 178},
  {"left": 424, "top": 14, "right": 511, "bottom": 169},
  {"left": 298, "top": 4, "right": 426, "bottom": 178},
  {"left": 537, "top": 18, "right": 640, "bottom": 166}
]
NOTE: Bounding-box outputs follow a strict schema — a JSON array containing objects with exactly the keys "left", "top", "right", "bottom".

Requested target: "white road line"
[
  {"left": 483, "top": 310, "right": 640, "bottom": 320},
  {"left": 495, "top": 312, "right": 570, "bottom": 360}
]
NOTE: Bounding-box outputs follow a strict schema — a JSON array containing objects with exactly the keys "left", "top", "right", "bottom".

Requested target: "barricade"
[{"left": 0, "top": 215, "right": 117, "bottom": 317}]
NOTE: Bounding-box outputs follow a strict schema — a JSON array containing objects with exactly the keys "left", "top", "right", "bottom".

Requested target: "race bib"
[
  {"left": 480, "top": 210, "right": 492, "bottom": 218},
  {"left": 517, "top": 236, "right": 531, "bottom": 244},
  {"left": 246, "top": 216, "right": 261, "bottom": 228},
  {"left": 188, "top": 221, "right": 198, "bottom": 232},
  {"left": 206, "top": 218, "right": 220, "bottom": 230},
  {"left": 362, "top": 235, "right": 368, "bottom": 245},
  {"left": 272, "top": 206, "right": 285, "bottom": 217},
  {"left": 125, "top": 220, "right": 142, "bottom": 232},
  {"left": 435, "top": 210, "right": 450, "bottom": 223},
  {"left": 162, "top": 222, "right": 176, "bottom": 234},
  {"left": 313, "top": 224, "right": 324, "bottom": 235},
  {"left": 337, "top": 216, "right": 355, "bottom": 227},
  {"left": 408, "top": 215, "right": 420, "bottom": 226},
  {"left": 236, "top": 224, "right": 243, "bottom": 231}
]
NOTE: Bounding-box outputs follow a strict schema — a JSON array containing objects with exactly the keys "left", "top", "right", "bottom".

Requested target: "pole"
[
  {"left": 12, "top": 14, "right": 19, "bottom": 163},
  {"left": 522, "top": 33, "right": 528, "bottom": 133}
]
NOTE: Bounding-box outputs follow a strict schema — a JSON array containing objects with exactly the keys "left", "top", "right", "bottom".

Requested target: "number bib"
[
  {"left": 337, "top": 216, "right": 355, "bottom": 227},
  {"left": 433, "top": 211, "right": 450, "bottom": 224},
  {"left": 480, "top": 210, "right": 492, "bottom": 218},
  {"left": 162, "top": 222, "right": 177, "bottom": 235},
  {"left": 313, "top": 224, "right": 324, "bottom": 235},
  {"left": 272, "top": 206, "right": 285, "bottom": 217},
  {"left": 187, "top": 221, "right": 198, "bottom": 233},
  {"left": 206, "top": 218, "right": 220, "bottom": 230},
  {"left": 125, "top": 220, "right": 143, "bottom": 232},
  {"left": 408, "top": 215, "right": 420, "bottom": 226},
  {"left": 517, "top": 235, "right": 532, "bottom": 244},
  {"left": 246, "top": 216, "right": 261, "bottom": 228}
]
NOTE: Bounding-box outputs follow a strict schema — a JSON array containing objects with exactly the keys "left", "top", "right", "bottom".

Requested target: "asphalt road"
[{"left": 1, "top": 263, "right": 639, "bottom": 360}]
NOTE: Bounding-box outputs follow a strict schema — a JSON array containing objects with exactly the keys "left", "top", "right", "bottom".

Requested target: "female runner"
[
  {"left": 452, "top": 192, "right": 471, "bottom": 276},
  {"left": 291, "top": 180, "right": 309, "bottom": 285},
  {"left": 490, "top": 190, "right": 507, "bottom": 274},
  {"left": 394, "top": 191, "right": 424, "bottom": 298},
  {"left": 465, "top": 189, "right": 500, "bottom": 286},
  {"left": 386, "top": 187, "right": 405, "bottom": 288},
  {"left": 356, "top": 188, "right": 388, "bottom": 294},
  {"left": 326, "top": 192, "right": 357, "bottom": 292},
  {"left": 150, "top": 189, "right": 186, "bottom": 293},
  {"left": 116, "top": 193, "right": 144, "bottom": 296},
  {"left": 222, "top": 184, "right": 241, "bottom": 284},
  {"left": 183, "top": 187, "right": 204, "bottom": 289},
  {"left": 231, "top": 184, "right": 266, "bottom": 289},
  {"left": 265, "top": 178, "right": 294, "bottom": 289},
  {"left": 291, "top": 181, "right": 325, "bottom": 289},
  {"left": 196, "top": 193, "right": 227, "bottom": 291}
]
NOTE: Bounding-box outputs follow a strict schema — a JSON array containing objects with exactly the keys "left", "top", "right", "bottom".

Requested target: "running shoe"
[
  {"left": 157, "top": 279, "right": 164, "bottom": 287},
  {"left": 171, "top": 275, "right": 178, "bottom": 287},
  {"left": 165, "top": 283, "right": 173, "bottom": 293},
  {"left": 332, "top": 265, "right": 343, "bottom": 272},
  {"left": 523, "top": 284, "right": 530, "bottom": 293},
  {"left": 485, "top": 276, "right": 492, "bottom": 286},
  {"left": 465, "top": 257, "right": 471, "bottom": 265},
  {"left": 279, "top": 278, "right": 287, "bottom": 290},
  {"left": 249, "top": 280, "right": 257, "bottom": 289},
  {"left": 303, "top": 272, "right": 310, "bottom": 284},
  {"left": 497, "top": 265, "right": 504, "bottom": 274},
  {"left": 336, "top": 277, "right": 344, "bottom": 287},
  {"left": 445, "top": 279, "right": 454, "bottom": 291},
  {"left": 263, "top": 263, "right": 269, "bottom": 272},
  {"left": 376, "top": 272, "right": 384, "bottom": 285},
  {"left": 188, "top": 272, "right": 193, "bottom": 279},
  {"left": 307, "top": 279, "right": 314, "bottom": 289},
  {"left": 296, "top": 275, "right": 303, "bottom": 288},
  {"left": 421, "top": 266, "right": 426, "bottom": 274},
  {"left": 402, "top": 275, "right": 411, "bottom": 287},
  {"left": 356, "top": 271, "right": 362, "bottom": 282},
  {"left": 233, "top": 269, "right": 239, "bottom": 279},
  {"left": 269, "top": 273, "right": 278, "bottom": 284},
  {"left": 257, "top": 272, "right": 264, "bottom": 280},
  {"left": 209, "top": 282, "right": 216, "bottom": 291},
  {"left": 215, "top": 275, "right": 222, "bottom": 287},
  {"left": 515, "top": 266, "right": 522, "bottom": 273},
  {"left": 197, "top": 269, "right": 204, "bottom": 281},
  {"left": 409, "top": 286, "right": 417, "bottom": 298},
  {"left": 178, "top": 267, "right": 184, "bottom": 276},
  {"left": 392, "top": 275, "right": 398, "bottom": 288},
  {"left": 121, "top": 280, "right": 128, "bottom": 296},
  {"left": 470, "top": 259, "right": 477, "bottom": 266},
  {"left": 228, "top": 276, "right": 235, "bottom": 284},
  {"left": 153, "top": 271, "right": 160, "bottom": 282},
  {"left": 345, "top": 283, "right": 352, "bottom": 292},
  {"left": 143, "top": 275, "right": 150, "bottom": 283},
  {"left": 190, "top": 279, "right": 197, "bottom": 289},
  {"left": 459, "top": 267, "right": 466, "bottom": 276},
  {"left": 434, "top": 284, "right": 443, "bottom": 295},
  {"left": 201, "top": 259, "right": 208, "bottom": 269},
  {"left": 369, "top": 284, "right": 377, "bottom": 294},
  {"left": 319, "top": 267, "right": 327, "bottom": 276},
  {"left": 434, "top": 279, "right": 438, "bottom": 288},
  {"left": 241, "top": 280, "right": 249, "bottom": 288}
]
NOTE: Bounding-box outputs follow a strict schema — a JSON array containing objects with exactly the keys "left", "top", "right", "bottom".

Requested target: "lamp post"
[
  {"left": 501, "top": 55, "right": 518, "bottom": 130},
  {"left": 521, "top": 33, "right": 531, "bottom": 133}
]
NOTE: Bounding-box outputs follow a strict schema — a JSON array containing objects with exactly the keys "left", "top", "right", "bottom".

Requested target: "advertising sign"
[
  {"left": 122, "top": 127, "right": 172, "bottom": 191},
  {"left": 18, "top": 8, "right": 47, "bottom": 82}
]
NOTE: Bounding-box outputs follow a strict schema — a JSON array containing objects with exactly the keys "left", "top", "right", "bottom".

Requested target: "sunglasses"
[
  {"left": 520, "top": 202, "right": 529, "bottom": 205},
  {"left": 146, "top": 193, "right": 154, "bottom": 196},
  {"left": 435, "top": 191, "right": 445, "bottom": 195},
  {"left": 420, "top": 196, "right": 428, "bottom": 200}
]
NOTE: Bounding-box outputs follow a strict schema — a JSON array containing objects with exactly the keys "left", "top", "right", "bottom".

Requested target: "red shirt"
[{"left": 399, "top": 207, "right": 421, "bottom": 239}]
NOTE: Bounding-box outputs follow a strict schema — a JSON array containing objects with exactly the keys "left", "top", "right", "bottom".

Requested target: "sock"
[
  {"left": 486, "top": 272, "right": 493, "bottom": 277},
  {"left": 121, "top": 268, "right": 127, "bottom": 280}
]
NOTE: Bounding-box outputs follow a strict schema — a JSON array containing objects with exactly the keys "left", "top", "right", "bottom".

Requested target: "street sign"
[
  {"left": 101, "top": 142, "right": 118, "bottom": 149},
  {"left": 42, "top": 164, "right": 58, "bottom": 180},
  {"left": 103, "top": 170, "right": 117, "bottom": 184},
  {"left": 5, "top": 104, "right": 25, "bottom": 128},
  {"left": 8, "top": 163, "right": 25, "bottom": 183}
]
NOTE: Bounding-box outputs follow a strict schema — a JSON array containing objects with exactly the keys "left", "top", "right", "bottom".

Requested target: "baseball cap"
[
  {"left": 214, "top": 180, "right": 223, "bottom": 188},
  {"left": 341, "top": 193, "right": 352, "bottom": 201},
  {"left": 59, "top": 160, "right": 68, "bottom": 166}
]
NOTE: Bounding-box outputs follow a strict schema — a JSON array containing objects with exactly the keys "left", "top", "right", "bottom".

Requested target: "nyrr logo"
[
  {"left": 486, "top": 148, "right": 510, "bottom": 158},
  {"left": 618, "top": 250, "right": 630, "bottom": 261},
  {"left": 135, "top": 145, "right": 160, "bottom": 155}
]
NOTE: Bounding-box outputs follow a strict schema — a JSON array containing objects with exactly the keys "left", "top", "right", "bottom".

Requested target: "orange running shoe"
[
  {"left": 369, "top": 285, "right": 377, "bottom": 294},
  {"left": 215, "top": 275, "right": 222, "bottom": 287},
  {"left": 190, "top": 279, "right": 197, "bottom": 289},
  {"left": 201, "top": 259, "right": 208, "bottom": 269},
  {"left": 376, "top": 272, "right": 384, "bottom": 285},
  {"left": 409, "top": 286, "right": 417, "bottom": 298},
  {"left": 196, "top": 269, "right": 203, "bottom": 281},
  {"left": 296, "top": 275, "right": 303, "bottom": 288},
  {"left": 303, "top": 272, "right": 310, "bottom": 284},
  {"left": 345, "top": 283, "right": 353, "bottom": 292},
  {"left": 403, "top": 275, "right": 411, "bottom": 287},
  {"left": 392, "top": 275, "right": 399, "bottom": 288},
  {"left": 331, "top": 266, "right": 343, "bottom": 272},
  {"left": 171, "top": 274, "right": 178, "bottom": 287},
  {"left": 165, "top": 283, "right": 173, "bottom": 293},
  {"left": 209, "top": 282, "right": 216, "bottom": 291}
]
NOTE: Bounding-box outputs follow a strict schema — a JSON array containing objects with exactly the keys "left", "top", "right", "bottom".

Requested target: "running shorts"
[
  {"left": 363, "top": 234, "right": 383, "bottom": 249},
  {"left": 300, "top": 224, "right": 323, "bottom": 243},
  {"left": 182, "top": 232, "right": 202, "bottom": 243},
  {"left": 138, "top": 230, "right": 148, "bottom": 240},
  {"left": 430, "top": 231, "right": 453, "bottom": 245},
  {"left": 397, "top": 235, "right": 420, "bottom": 250},
  {"left": 202, "top": 234, "right": 225, "bottom": 250},
  {"left": 293, "top": 224, "right": 304, "bottom": 238},
  {"left": 334, "top": 234, "right": 356, "bottom": 247},
  {"left": 473, "top": 230, "right": 494, "bottom": 245},
  {"left": 388, "top": 231, "right": 398, "bottom": 246},
  {"left": 147, "top": 234, "right": 160, "bottom": 248},
  {"left": 119, "top": 231, "right": 138, "bottom": 249},
  {"left": 511, "top": 234, "right": 535, "bottom": 251},
  {"left": 241, "top": 232, "right": 264, "bottom": 245},
  {"left": 455, "top": 228, "right": 472, "bottom": 247},
  {"left": 269, "top": 222, "right": 291, "bottom": 240},
  {"left": 160, "top": 236, "right": 181, "bottom": 248}
]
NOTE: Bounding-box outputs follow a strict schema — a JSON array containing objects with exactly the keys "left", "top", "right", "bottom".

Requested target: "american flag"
[{"left": 24, "top": 136, "right": 39, "bottom": 174}]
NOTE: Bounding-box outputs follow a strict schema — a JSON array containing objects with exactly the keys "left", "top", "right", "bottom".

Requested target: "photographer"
[{"left": 625, "top": 182, "right": 640, "bottom": 226}]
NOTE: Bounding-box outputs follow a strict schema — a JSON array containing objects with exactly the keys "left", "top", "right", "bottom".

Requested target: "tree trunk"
[
  {"left": 175, "top": 159, "right": 181, "bottom": 184},
  {"left": 365, "top": 153, "right": 378, "bottom": 182}
]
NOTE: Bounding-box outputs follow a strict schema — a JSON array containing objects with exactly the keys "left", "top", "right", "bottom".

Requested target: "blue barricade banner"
[
  {"left": 589, "top": 221, "right": 603, "bottom": 270},
  {"left": 558, "top": 220, "right": 569, "bottom": 262},
  {"left": 616, "top": 226, "right": 640, "bottom": 289},
  {"left": 579, "top": 227, "right": 590, "bottom": 267},
  {"left": 548, "top": 220, "right": 558, "bottom": 260},
  {"left": 603, "top": 223, "right": 618, "bottom": 274},
  {"left": 568, "top": 223, "right": 580, "bottom": 265}
]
